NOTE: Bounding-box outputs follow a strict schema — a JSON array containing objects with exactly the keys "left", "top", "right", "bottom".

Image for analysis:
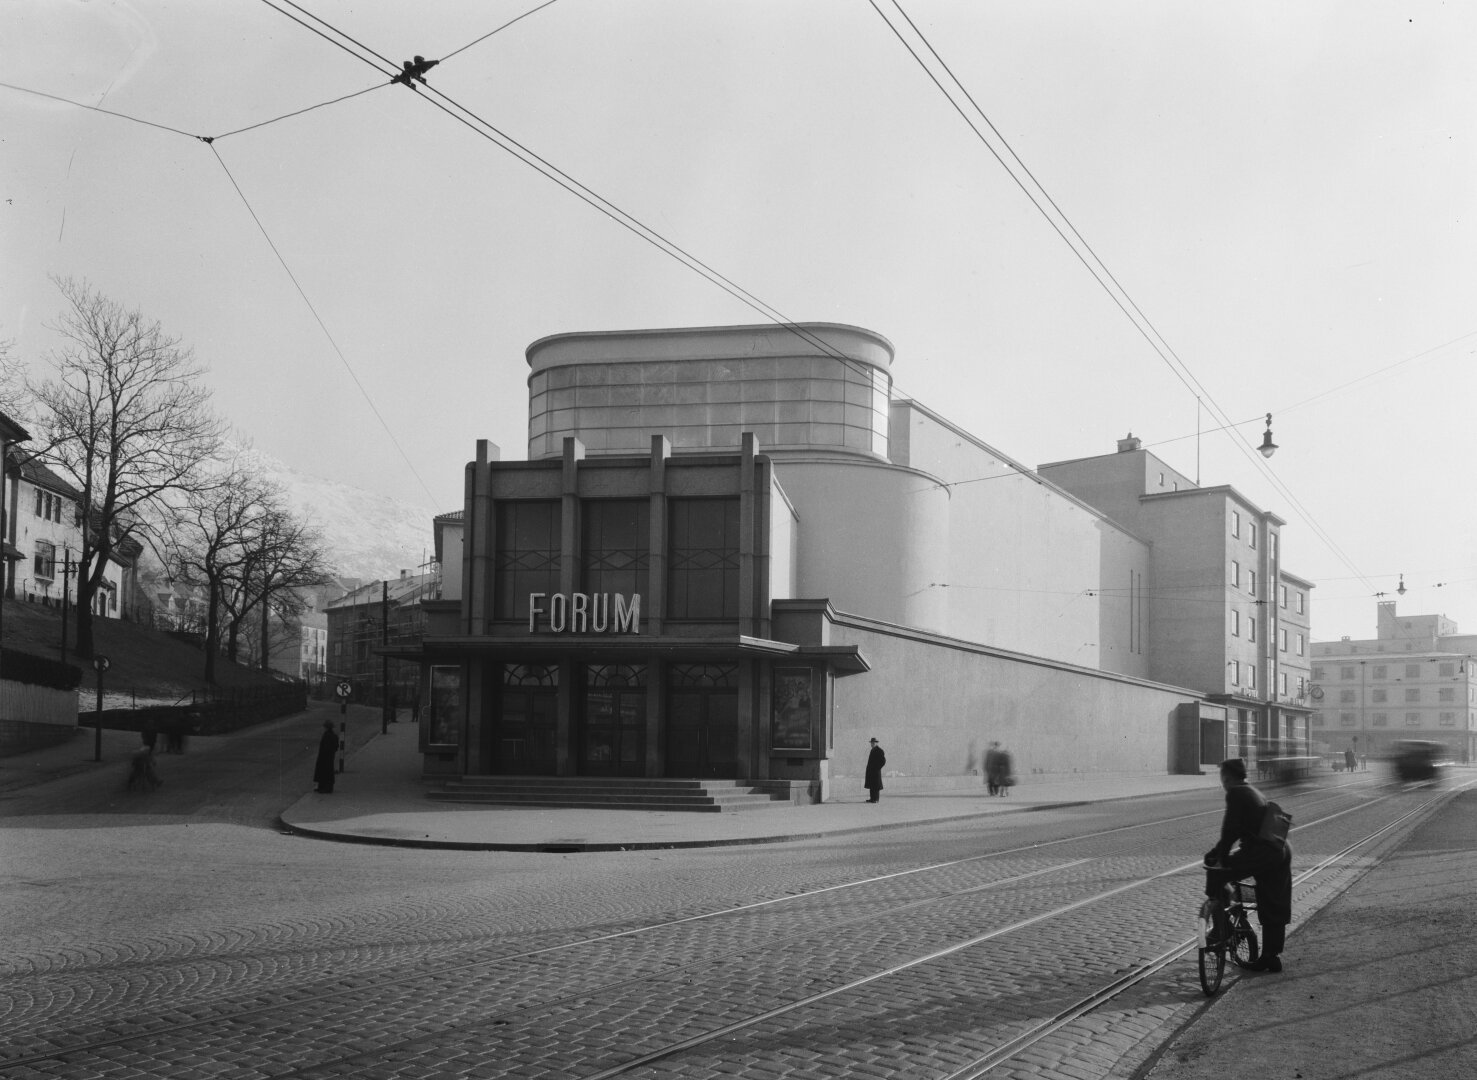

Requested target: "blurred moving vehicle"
[{"left": 1392, "top": 739, "right": 1447, "bottom": 782}]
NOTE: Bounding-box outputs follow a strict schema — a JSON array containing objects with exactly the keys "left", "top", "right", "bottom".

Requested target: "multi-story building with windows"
[
  {"left": 3, "top": 450, "right": 137, "bottom": 618},
  {"left": 1039, "top": 441, "right": 1315, "bottom": 769},
  {"left": 396, "top": 323, "right": 1315, "bottom": 798},
  {"left": 1310, "top": 602, "right": 1477, "bottom": 763},
  {"left": 327, "top": 570, "right": 438, "bottom": 708}
]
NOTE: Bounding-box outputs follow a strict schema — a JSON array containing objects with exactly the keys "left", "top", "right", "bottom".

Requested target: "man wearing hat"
[{"left": 864, "top": 738, "right": 886, "bottom": 803}]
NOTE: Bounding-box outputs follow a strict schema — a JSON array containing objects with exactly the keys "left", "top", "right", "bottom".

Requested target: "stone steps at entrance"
[{"left": 427, "top": 776, "right": 792, "bottom": 812}]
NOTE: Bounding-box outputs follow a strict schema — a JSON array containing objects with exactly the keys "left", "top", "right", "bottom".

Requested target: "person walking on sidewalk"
[
  {"left": 864, "top": 738, "right": 886, "bottom": 803},
  {"left": 984, "top": 741, "right": 1001, "bottom": 795},
  {"left": 314, "top": 718, "right": 340, "bottom": 794},
  {"left": 988, "top": 743, "right": 1015, "bottom": 796},
  {"left": 1203, "top": 756, "right": 1292, "bottom": 972}
]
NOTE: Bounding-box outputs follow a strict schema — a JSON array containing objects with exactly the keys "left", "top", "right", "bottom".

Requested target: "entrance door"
[
  {"left": 497, "top": 664, "right": 559, "bottom": 775},
  {"left": 580, "top": 664, "right": 646, "bottom": 776},
  {"left": 498, "top": 689, "right": 558, "bottom": 774},
  {"left": 666, "top": 663, "right": 739, "bottom": 778}
]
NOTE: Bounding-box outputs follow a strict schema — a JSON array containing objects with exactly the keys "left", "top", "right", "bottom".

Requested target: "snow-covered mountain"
[{"left": 235, "top": 447, "right": 440, "bottom": 581}]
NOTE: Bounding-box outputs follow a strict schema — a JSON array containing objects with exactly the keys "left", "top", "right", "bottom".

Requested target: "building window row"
[
  {"left": 1230, "top": 510, "right": 1258, "bottom": 548},
  {"left": 1280, "top": 631, "right": 1305, "bottom": 656},
  {"left": 33, "top": 488, "right": 65, "bottom": 524},
  {"left": 492, "top": 497, "right": 742, "bottom": 622}
]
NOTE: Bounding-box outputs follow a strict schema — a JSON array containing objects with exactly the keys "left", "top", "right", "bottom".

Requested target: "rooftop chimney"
[{"left": 1116, "top": 433, "right": 1142, "bottom": 453}]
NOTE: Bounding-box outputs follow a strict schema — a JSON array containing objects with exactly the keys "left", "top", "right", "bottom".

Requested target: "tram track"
[
  {"left": 576, "top": 783, "right": 1463, "bottom": 1080},
  {"left": 2, "top": 777, "right": 1452, "bottom": 1079}
]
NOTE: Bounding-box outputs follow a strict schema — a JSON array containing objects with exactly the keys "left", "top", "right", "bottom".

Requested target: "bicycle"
[{"left": 1196, "top": 876, "right": 1260, "bottom": 995}]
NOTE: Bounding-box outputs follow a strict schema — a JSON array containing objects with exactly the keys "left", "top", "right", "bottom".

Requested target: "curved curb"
[{"left": 274, "top": 798, "right": 1108, "bottom": 853}]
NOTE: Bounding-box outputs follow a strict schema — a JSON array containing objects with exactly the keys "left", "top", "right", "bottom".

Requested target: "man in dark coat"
[
  {"left": 1204, "top": 756, "right": 1292, "bottom": 972},
  {"left": 864, "top": 738, "right": 886, "bottom": 803},
  {"left": 314, "top": 718, "right": 340, "bottom": 794}
]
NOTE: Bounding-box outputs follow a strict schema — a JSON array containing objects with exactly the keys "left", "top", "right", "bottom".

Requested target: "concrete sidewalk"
[
  {"left": 278, "top": 721, "right": 1219, "bottom": 851},
  {"left": 1137, "top": 782, "right": 1477, "bottom": 1080}
]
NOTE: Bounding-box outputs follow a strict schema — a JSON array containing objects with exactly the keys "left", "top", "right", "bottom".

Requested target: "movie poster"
[
  {"left": 772, "top": 667, "right": 812, "bottom": 750},
  {"left": 425, "top": 665, "right": 461, "bottom": 748}
]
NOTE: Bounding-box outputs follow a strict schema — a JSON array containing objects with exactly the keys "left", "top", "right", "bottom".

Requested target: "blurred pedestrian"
[
  {"left": 987, "top": 741, "right": 1014, "bottom": 795},
  {"left": 164, "top": 716, "right": 187, "bottom": 754},
  {"left": 314, "top": 718, "right": 340, "bottom": 794},
  {"left": 864, "top": 738, "right": 886, "bottom": 803},
  {"left": 1344, "top": 748, "right": 1357, "bottom": 773},
  {"left": 127, "top": 741, "right": 161, "bottom": 791}
]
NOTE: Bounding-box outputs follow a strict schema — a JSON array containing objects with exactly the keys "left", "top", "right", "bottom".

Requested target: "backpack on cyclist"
[{"left": 1258, "top": 800, "right": 1292, "bottom": 843}]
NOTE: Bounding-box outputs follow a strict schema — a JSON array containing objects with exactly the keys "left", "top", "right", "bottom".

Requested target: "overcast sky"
[{"left": 3, "top": 0, "right": 1474, "bottom": 643}]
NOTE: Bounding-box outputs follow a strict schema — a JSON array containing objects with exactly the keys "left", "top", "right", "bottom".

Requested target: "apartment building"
[{"left": 1310, "top": 602, "right": 1476, "bottom": 762}]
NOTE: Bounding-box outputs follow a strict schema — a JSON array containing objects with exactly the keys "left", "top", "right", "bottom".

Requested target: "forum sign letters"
[{"left": 528, "top": 593, "right": 641, "bottom": 634}]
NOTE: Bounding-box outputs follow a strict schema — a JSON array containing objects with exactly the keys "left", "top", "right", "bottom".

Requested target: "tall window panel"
[
  {"left": 582, "top": 499, "right": 649, "bottom": 599},
  {"left": 668, "top": 498, "right": 741, "bottom": 619},
  {"left": 493, "top": 500, "right": 562, "bottom": 620}
]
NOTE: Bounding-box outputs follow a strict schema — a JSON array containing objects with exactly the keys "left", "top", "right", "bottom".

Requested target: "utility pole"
[
  {"left": 60, "top": 552, "right": 72, "bottom": 665},
  {"left": 381, "top": 580, "right": 390, "bottom": 735}
]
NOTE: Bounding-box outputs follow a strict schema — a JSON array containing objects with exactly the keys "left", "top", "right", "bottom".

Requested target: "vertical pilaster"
[
  {"left": 648, "top": 435, "right": 670, "bottom": 637},
  {"left": 461, "top": 461, "right": 476, "bottom": 637},
  {"left": 752, "top": 453, "right": 772, "bottom": 641},
  {"left": 646, "top": 654, "right": 663, "bottom": 777},
  {"left": 463, "top": 659, "right": 491, "bottom": 775},
  {"left": 557, "top": 439, "right": 583, "bottom": 779},
  {"left": 739, "top": 432, "right": 757, "bottom": 638},
  {"left": 739, "top": 658, "right": 759, "bottom": 779},
  {"left": 560, "top": 437, "right": 584, "bottom": 596},
  {"left": 465, "top": 440, "right": 499, "bottom": 637}
]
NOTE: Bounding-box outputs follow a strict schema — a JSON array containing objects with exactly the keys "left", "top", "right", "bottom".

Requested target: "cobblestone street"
[{"left": 1, "top": 713, "right": 1466, "bottom": 1078}]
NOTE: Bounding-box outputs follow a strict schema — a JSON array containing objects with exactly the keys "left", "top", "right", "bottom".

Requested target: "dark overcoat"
[
  {"left": 314, "top": 726, "right": 339, "bottom": 792},
  {"left": 864, "top": 745, "right": 886, "bottom": 792}
]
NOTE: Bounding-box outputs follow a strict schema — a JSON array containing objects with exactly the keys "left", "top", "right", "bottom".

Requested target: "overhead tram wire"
[
  {"left": 871, "top": 0, "right": 1377, "bottom": 594},
  {"left": 0, "top": 82, "right": 199, "bottom": 139},
  {"left": 206, "top": 146, "right": 440, "bottom": 506},
  {"left": 9, "top": 4, "right": 884, "bottom": 503},
  {"left": 270, "top": 0, "right": 400, "bottom": 70},
  {"left": 880, "top": 0, "right": 1376, "bottom": 592},
  {"left": 210, "top": 83, "right": 386, "bottom": 143},
  {"left": 437, "top": 0, "right": 565, "bottom": 63},
  {"left": 261, "top": 0, "right": 914, "bottom": 390},
  {"left": 1, "top": 68, "right": 441, "bottom": 506}
]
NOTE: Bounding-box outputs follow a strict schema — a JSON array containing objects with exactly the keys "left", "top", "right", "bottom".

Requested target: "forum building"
[{"left": 397, "top": 323, "right": 1313, "bottom": 802}]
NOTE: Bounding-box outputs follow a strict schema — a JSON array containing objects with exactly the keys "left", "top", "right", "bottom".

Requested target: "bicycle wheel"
[
  {"left": 1230, "top": 916, "right": 1260, "bottom": 969},
  {"left": 1197, "top": 916, "right": 1226, "bottom": 995}
]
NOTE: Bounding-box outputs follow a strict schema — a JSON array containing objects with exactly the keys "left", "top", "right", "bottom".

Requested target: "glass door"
[
  {"left": 497, "top": 664, "right": 559, "bottom": 775},
  {"left": 665, "top": 664, "right": 739, "bottom": 778},
  {"left": 580, "top": 664, "right": 646, "bottom": 776}
]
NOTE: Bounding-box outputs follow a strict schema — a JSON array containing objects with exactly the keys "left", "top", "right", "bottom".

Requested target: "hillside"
[
  {"left": 2, "top": 600, "right": 283, "bottom": 703},
  {"left": 237, "top": 445, "right": 441, "bottom": 580}
]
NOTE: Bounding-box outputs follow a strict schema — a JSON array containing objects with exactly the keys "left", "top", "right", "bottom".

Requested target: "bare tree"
[
  {"left": 161, "top": 456, "right": 275, "bottom": 684},
  {"left": 0, "top": 337, "right": 28, "bottom": 419},
  {"left": 29, "top": 278, "right": 224, "bottom": 658},
  {"left": 218, "top": 506, "right": 332, "bottom": 671},
  {"left": 255, "top": 513, "right": 333, "bottom": 674}
]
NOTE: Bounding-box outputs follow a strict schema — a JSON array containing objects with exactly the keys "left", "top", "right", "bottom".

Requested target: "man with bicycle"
[{"left": 1204, "top": 757, "right": 1293, "bottom": 972}]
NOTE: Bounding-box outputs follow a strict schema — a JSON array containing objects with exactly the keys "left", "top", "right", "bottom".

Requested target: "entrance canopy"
[{"left": 380, "top": 633, "right": 869, "bottom": 675}]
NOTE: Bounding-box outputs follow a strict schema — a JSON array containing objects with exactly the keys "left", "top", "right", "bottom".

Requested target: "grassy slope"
[{"left": 2, "top": 599, "right": 283, "bottom": 700}]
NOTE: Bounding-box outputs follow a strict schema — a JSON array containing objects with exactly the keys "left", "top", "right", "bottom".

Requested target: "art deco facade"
[{"left": 399, "top": 323, "right": 1316, "bottom": 798}]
